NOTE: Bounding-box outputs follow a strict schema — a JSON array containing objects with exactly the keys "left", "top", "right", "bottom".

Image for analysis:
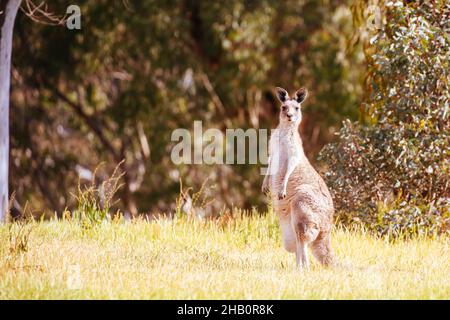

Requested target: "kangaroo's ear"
[
  {"left": 275, "top": 87, "right": 289, "bottom": 103},
  {"left": 294, "top": 88, "right": 308, "bottom": 103}
]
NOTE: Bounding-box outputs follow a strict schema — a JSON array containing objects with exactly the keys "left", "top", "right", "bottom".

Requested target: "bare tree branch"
[
  {"left": 20, "top": 0, "right": 67, "bottom": 26},
  {"left": 52, "top": 87, "right": 121, "bottom": 162}
]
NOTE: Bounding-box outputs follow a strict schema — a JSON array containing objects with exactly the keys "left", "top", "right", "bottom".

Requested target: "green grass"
[{"left": 0, "top": 212, "right": 449, "bottom": 299}]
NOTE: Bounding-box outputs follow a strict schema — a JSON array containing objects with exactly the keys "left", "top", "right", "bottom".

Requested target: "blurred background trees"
[
  {"left": 11, "top": 0, "right": 363, "bottom": 216},
  {"left": 9, "top": 0, "right": 448, "bottom": 236}
]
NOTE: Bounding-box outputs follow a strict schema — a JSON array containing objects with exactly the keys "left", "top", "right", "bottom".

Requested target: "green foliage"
[{"left": 320, "top": 1, "right": 450, "bottom": 238}]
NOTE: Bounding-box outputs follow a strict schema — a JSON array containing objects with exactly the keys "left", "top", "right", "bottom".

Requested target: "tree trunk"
[{"left": 0, "top": 0, "right": 21, "bottom": 222}]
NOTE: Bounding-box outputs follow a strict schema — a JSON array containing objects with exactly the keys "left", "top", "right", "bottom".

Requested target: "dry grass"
[{"left": 0, "top": 211, "right": 448, "bottom": 299}]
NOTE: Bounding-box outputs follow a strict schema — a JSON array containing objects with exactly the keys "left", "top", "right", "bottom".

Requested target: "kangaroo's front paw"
[
  {"left": 278, "top": 190, "right": 287, "bottom": 200},
  {"left": 262, "top": 185, "right": 270, "bottom": 195}
]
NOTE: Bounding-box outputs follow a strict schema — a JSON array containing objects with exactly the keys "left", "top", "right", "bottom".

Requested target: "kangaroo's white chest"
[{"left": 269, "top": 129, "right": 301, "bottom": 185}]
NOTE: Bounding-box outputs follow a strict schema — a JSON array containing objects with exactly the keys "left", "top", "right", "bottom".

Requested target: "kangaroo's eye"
[
  {"left": 281, "top": 106, "right": 287, "bottom": 111},
  {"left": 295, "top": 107, "right": 300, "bottom": 111}
]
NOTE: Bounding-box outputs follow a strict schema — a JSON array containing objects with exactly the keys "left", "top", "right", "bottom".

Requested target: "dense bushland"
[{"left": 320, "top": 1, "right": 449, "bottom": 238}]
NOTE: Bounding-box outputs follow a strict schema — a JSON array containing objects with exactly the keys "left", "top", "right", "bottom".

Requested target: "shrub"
[
  {"left": 72, "top": 163, "right": 124, "bottom": 229},
  {"left": 320, "top": 1, "right": 450, "bottom": 238}
]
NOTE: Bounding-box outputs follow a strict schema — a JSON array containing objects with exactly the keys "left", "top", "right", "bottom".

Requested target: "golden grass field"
[{"left": 0, "top": 211, "right": 449, "bottom": 299}]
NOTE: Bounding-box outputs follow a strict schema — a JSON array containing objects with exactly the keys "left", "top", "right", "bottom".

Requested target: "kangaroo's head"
[{"left": 275, "top": 87, "right": 308, "bottom": 126}]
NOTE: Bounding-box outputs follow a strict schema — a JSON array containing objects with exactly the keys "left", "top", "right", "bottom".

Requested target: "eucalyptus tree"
[{"left": 0, "top": 0, "right": 21, "bottom": 222}]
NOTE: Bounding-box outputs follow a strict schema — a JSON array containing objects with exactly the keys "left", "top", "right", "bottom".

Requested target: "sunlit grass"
[{"left": 0, "top": 212, "right": 448, "bottom": 299}]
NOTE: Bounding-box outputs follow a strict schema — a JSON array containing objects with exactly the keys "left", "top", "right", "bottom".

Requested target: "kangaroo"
[{"left": 262, "top": 87, "right": 335, "bottom": 270}]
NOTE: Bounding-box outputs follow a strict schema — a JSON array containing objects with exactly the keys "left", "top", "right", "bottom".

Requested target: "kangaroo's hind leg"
[
  {"left": 279, "top": 213, "right": 296, "bottom": 253},
  {"left": 294, "top": 237, "right": 309, "bottom": 269},
  {"left": 290, "top": 203, "right": 320, "bottom": 270}
]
